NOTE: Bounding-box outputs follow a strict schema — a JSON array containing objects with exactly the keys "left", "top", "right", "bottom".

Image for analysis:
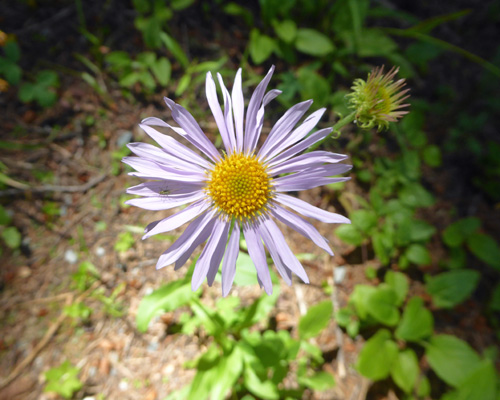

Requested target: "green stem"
[{"left": 308, "top": 111, "right": 356, "bottom": 151}]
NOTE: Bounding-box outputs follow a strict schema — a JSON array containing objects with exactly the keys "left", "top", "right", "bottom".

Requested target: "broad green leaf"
[
  {"left": 455, "top": 359, "right": 497, "bottom": 400},
  {"left": 136, "top": 279, "right": 196, "bottom": 332},
  {"left": 357, "top": 28, "right": 398, "bottom": 57},
  {"left": 237, "top": 287, "right": 279, "bottom": 331},
  {"left": 384, "top": 270, "right": 409, "bottom": 305},
  {"left": 467, "top": 233, "right": 500, "bottom": 269},
  {"left": 297, "top": 68, "right": 330, "bottom": 105},
  {"left": 350, "top": 284, "right": 376, "bottom": 320},
  {"left": 391, "top": 349, "right": 419, "bottom": 394},
  {"left": 272, "top": 19, "right": 297, "bottom": 43},
  {"left": 335, "top": 224, "right": 363, "bottom": 246},
  {"left": 119, "top": 72, "right": 141, "bottom": 87},
  {"left": 211, "top": 346, "right": 244, "bottom": 400},
  {"left": 18, "top": 83, "right": 35, "bottom": 102},
  {"left": 243, "top": 361, "right": 279, "bottom": 400},
  {"left": 298, "top": 371, "right": 335, "bottom": 391},
  {"left": 1, "top": 226, "right": 21, "bottom": 249},
  {"left": 4, "top": 41, "right": 21, "bottom": 62},
  {"left": 395, "top": 297, "right": 433, "bottom": 341},
  {"left": 351, "top": 209, "right": 378, "bottom": 234},
  {"left": 399, "top": 183, "right": 435, "bottom": 208},
  {"left": 0, "top": 205, "right": 11, "bottom": 225},
  {"left": 151, "top": 57, "right": 171, "bottom": 86},
  {"left": 37, "top": 70, "right": 59, "bottom": 87},
  {"left": 357, "top": 329, "right": 398, "bottom": 380},
  {"left": 490, "top": 283, "right": 500, "bottom": 312},
  {"left": 298, "top": 300, "right": 332, "bottom": 340},
  {"left": 423, "top": 145, "right": 442, "bottom": 167},
  {"left": 295, "top": 28, "right": 335, "bottom": 56},
  {"left": 373, "top": 231, "right": 391, "bottom": 265},
  {"left": 426, "top": 270, "right": 480, "bottom": 309},
  {"left": 407, "top": 219, "right": 437, "bottom": 242},
  {"left": 365, "top": 284, "right": 400, "bottom": 326},
  {"left": 233, "top": 252, "right": 258, "bottom": 286},
  {"left": 405, "top": 243, "right": 431, "bottom": 265},
  {"left": 425, "top": 335, "right": 481, "bottom": 387},
  {"left": 442, "top": 217, "right": 481, "bottom": 247},
  {"left": 249, "top": 29, "right": 275, "bottom": 64}
]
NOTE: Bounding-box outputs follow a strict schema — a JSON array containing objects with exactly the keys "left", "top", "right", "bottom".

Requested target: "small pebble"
[
  {"left": 118, "top": 380, "right": 129, "bottom": 391},
  {"left": 147, "top": 341, "right": 159, "bottom": 352},
  {"left": 334, "top": 265, "right": 347, "bottom": 284},
  {"left": 95, "top": 246, "right": 105, "bottom": 257},
  {"left": 116, "top": 131, "right": 133, "bottom": 147},
  {"left": 64, "top": 249, "right": 78, "bottom": 264}
]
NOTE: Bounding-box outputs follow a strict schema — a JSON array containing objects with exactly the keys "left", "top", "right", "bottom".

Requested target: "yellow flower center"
[{"left": 206, "top": 152, "right": 272, "bottom": 220}]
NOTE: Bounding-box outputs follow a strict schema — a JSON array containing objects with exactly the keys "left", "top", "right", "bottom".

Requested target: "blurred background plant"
[{"left": 0, "top": 1, "right": 499, "bottom": 399}]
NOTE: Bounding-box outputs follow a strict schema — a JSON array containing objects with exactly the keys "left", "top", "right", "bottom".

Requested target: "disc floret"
[{"left": 207, "top": 152, "right": 272, "bottom": 220}]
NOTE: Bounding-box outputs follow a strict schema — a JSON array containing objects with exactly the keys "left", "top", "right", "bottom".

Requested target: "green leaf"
[
  {"left": 151, "top": 57, "right": 171, "bottom": 86},
  {"left": 4, "top": 41, "right": 20, "bottom": 62},
  {"left": 426, "top": 269, "right": 480, "bottom": 309},
  {"left": 114, "top": 231, "right": 134, "bottom": 252},
  {"left": 211, "top": 346, "right": 244, "bottom": 400},
  {"left": 357, "top": 28, "right": 398, "bottom": 57},
  {"left": 384, "top": 270, "right": 409, "bottom": 305},
  {"left": 295, "top": 28, "right": 335, "bottom": 56},
  {"left": 243, "top": 360, "right": 279, "bottom": 400},
  {"left": 391, "top": 349, "right": 419, "bottom": 394},
  {"left": 136, "top": 279, "right": 196, "bottom": 332},
  {"left": 408, "top": 219, "right": 437, "bottom": 242},
  {"left": 298, "top": 300, "right": 332, "bottom": 340},
  {"left": 233, "top": 252, "right": 258, "bottom": 286},
  {"left": 425, "top": 335, "right": 481, "bottom": 387},
  {"left": 298, "top": 371, "right": 335, "bottom": 391},
  {"left": 442, "top": 217, "right": 481, "bottom": 247},
  {"left": 1, "top": 226, "right": 21, "bottom": 249},
  {"left": 399, "top": 183, "right": 435, "bottom": 208},
  {"left": 159, "top": 32, "right": 189, "bottom": 68},
  {"left": 249, "top": 29, "right": 275, "bottom": 64},
  {"left": 297, "top": 67, "right": 330, "bottom": 105},
  {"left": 366, "top": 284, "right": 400, "bottom": 326},
  {"left": 423, "top": 145, "right": 442, "bottom": 167},
  {"left": 335, "top": 224, "right": 363, "bottom": 246},
  {"left": 36, "top": 70, "right": 59, "bottom": 87},
  {"left": 350, "top": 284, "right": 376, "bottom": 320},
  {"left": 395, "top": 296, "right": 434, "bottom": 341},
  {"left": 0, "top": 205, "right": 11, "bottom": 225},
  {"left": 405, "top": 243, "right": 431, "bottom": 265},
  {"left": 272, "top": 19, "right": 297, "bottom": 43},
  {"left": 44, "top": 361, "right": 82, "bottom": 399},
  {"left": 351, "top": 209, "right": 378, "bottom": 234},
  {"left": 467, "top": 233, "right": 500, "bottom": 269},
  {"left": 357, "top": 329, "right": 398, "bottom": 380},
  {"left": 455, "top": 359, "right": 497, "bottom": 400},
  {"left": 18, "top": 83, "right": 35, "bottom": 102}
]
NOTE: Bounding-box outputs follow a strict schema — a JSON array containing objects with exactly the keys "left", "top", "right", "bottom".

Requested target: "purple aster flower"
[{"left": 123, "top": 66, "right": 351, "bottom": 296}]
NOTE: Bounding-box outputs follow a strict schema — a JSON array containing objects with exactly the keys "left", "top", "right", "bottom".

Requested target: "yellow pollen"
[{"left": 206, "top": 152, "right": 272, "bottom": 219}]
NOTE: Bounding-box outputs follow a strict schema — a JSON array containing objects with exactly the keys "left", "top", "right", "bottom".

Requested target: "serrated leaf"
[
  {"left": 335, "top": 224, "right": 363, "bottom": 246},
  {"left": 399, "top": 183, "right": 435, "bottom": 208},
  {"left": 298, "top": 300, "right": 332, "bottom": 340},
  {"left": 425, "top": 335, "right": 481, "bottom": 387},
  {"left": 426, "top": 269, "right": 480, "bottom": 308},
  {"left": 391, "top": 349, "right": 419, "bottom": 394},
  {"left": 366, "top": 284, "right": 400, "bottom": 326},
  {"left": 395, "top": 296, "right": 433, "bottom": 341},
  {"left": 455, "top": 359, "right": 497, "bottom": 400},
  {"left": 357, "top": 329, "right": 398, "bottom": 380},
  {"left": 295, "top": 28, "right": 335, "bottom": 56},
  {"left": 351, "top": 209, "right": 378, "bottom": 234}
]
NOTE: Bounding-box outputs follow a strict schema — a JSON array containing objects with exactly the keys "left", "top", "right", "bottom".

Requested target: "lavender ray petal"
[
  {"left": 125, "top": 191, "right": 204, "bottom": 211},
  {"left": 275, "top": 193, "right": 351, "bottom": 224},
  {"left": 231, "top": 68, "right": 244, "bottom": 152},
  {"left": 163, "top": 97, "right": 221, "bottom": 162},
  {"left": 269, "top": 151, "right": 348, "bottom": 176},
  {"left": 206, "top": 72, "right": 233, "bottom": 153},
  {"left": 206, "top": 220, "right": 231, "bottom": 286},
  {"left": 256, "top": 218, "right": 293, "bottom": 286},
  {"left": 274, "top": 176, "right": 350, "bottom": 191},
  {"left": 221, "top": 223, "right": 240, "bottom": 297},
  {"left": 156, "top": 209, "right": 217, "bottom": 270},
  {"left": 260, "top": 217, "right": 309, "bottom": 283},
  {"left": 139, "top": 122, "right": 211, "bottom": 169},
  {"left": 265, "top": 128, "right": 333, "bottom": 168},
  {"left": 174, "top": 221, "right": 214, "bottom": 271},
  {"left": 122, "top": 156, "right": 207, "bottom": 182},
  {"left": 143, "top": 199, "right": 210, "bottom": 239},
  {"left": 264, "top": 108, "right": 325, "bottom": 161},
  {"left": 126, "top": 181, "right": 202, "bottom": 197},
  {"left": 270, "top": 205, "right": 333, "bottom": 255},
  {"left": 244, "top": 65, "right": 275, "bottom": 154},
  {"left": 258, "top": 99, "right": 313, "bottom": 160},
  {"left": 191, "top": 219, "right": 229, "bottom": 291},
  {"left": 248, "top": 89, "right": 282, "bottom": 153},
  {"left": 243, "top": 223, "right": 273, "bottom": 294},
  {"left": 217, "top": 72, "right": 236, "bottom": 152}
]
